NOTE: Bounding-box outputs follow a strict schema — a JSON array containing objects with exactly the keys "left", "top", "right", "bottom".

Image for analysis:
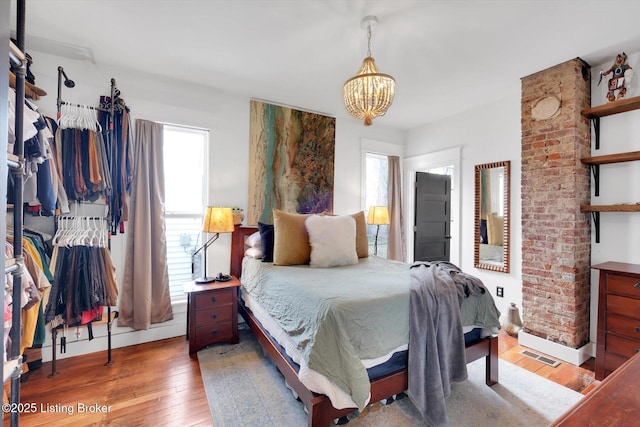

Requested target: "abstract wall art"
[{"left": 248, "top": 100, "right": 336, "bottom": 225}]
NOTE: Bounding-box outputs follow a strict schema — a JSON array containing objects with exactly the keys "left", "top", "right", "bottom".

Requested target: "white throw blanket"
[{"left": 407, "top": 262, "right": 470, "bottom": 427}]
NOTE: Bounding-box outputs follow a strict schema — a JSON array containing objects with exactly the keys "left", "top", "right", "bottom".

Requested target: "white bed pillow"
[
  {"left": 244, "top": 247, "right": 263, "bottom": 259},
  {"left": 305, "top": 215, "right": 358, "bottom": 268},
  {"left": 245, "top": 231, "right": 261, "bottom": 248}
]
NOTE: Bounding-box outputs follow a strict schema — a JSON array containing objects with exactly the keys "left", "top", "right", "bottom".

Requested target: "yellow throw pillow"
[
  {"left": 351, "top": 211, "right": 369, "bottom": 258},
  {"left": 486, "top": 214, "right": 504, "bottom": 246},
  {"left": 273, "top": 209, "right": 313, "bottom": 265}
]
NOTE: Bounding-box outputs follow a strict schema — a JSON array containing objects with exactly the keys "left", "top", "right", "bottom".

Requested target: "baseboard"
[{"left": 518, "top": 331, "right": 595, "bottom": 366}]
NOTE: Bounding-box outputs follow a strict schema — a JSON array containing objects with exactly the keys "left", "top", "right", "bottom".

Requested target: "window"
[
  {"left": 163, "top": 125, "right": 208, "bottom": 301},
  {"left": 365, "top": 153, "right": 389, "bottom": 258}
]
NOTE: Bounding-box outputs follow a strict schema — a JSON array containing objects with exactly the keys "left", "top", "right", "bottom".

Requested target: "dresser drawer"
[
  {"left": 194, "top": 321, "right": 234, "bottom": 348},
  {"left": 607, "top": 294, "right": 640, "bottom": 319},
  {"left": 607, "top": 314, "right": 640, "bottom": 339},
  {"left": 606, "top": 333, "right": 640, "bottom": 358},
  {"left": 193, "top": 288, "right": 233, "bottom": 309},
  {"left": 607, "top": 273, "right": 640, "bottom": 298},
  {"left": 194, "top": 304, "right": 233, "bottom": 326}
]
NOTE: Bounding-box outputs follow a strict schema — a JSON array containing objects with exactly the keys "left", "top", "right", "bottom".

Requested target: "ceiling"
[{"left": 14, "top": 0, "right": 640, "bottom": 131}]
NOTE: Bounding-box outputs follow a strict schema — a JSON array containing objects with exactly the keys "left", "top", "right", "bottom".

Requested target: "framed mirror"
[{"left": 474, "top": 161, "right": 510, "bottom": 273}]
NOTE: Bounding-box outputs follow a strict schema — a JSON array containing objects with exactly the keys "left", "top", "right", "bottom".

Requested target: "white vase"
[{"left": 501, "top": 302, "right": 523, "bottom": 337}]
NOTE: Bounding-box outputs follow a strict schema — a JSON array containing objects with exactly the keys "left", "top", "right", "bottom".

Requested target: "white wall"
[
  {"left": 404, "top": 83, "right": 523, "bottom": 318},
  {"left": 28, "top": 52, "right": 405, "bottom": 360}
]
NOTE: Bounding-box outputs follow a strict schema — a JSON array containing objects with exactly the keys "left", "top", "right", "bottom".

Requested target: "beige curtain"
[
  {"left": 388, "top": 156, "right": 406, "bottom": 262},
  {"left": 118, "top": 119, "right": 173, "bottom": 330}
]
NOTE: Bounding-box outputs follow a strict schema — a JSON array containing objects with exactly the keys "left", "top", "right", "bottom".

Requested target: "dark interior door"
[{"left": 414, "top": 172, "right": 451, "bottom": 262}]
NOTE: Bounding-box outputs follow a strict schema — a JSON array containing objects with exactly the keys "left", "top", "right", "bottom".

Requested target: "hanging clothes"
[
  {"left": 44, "top": 217, "right": 118, "bottom": 330},
  {"left": 98, "top": 93, "right": 133, "bottom": 235},
  {"left": 54, "top": 104, "right": 112, "bottom": 204},
  {"left": 7, "top": 89, "right": 60, "bottom": 216}
]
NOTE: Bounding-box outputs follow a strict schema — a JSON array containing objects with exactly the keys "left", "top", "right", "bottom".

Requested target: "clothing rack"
[
  {"left": 57, "top": 72, "right": 130, "bottom": 234},
  {"left": 47, "top": 214, "right": 119, "bottom": 377},
  {"left": 3, "top": 1, "right": 27, "bottom": 425},
  {"left": 48, "top": 71, "right": 125, "bottom": 373}
]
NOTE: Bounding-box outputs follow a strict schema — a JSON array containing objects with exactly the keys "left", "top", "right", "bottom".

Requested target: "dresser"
[
  {"left": 550, "top": 351, "right": 640, "bottom": 426},
  {"left": 184, "top": 277, "right": 241, "bottom": 356},
  {"left": 592, "top": 262, "right": 640, "bottom": 380}
]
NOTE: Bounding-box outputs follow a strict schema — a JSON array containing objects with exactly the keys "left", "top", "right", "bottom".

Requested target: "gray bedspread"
[
  {"left": 241, "top": 257, "right": 501, "bottom": 417},
  {"left": 408, "top": 261, "right": 500, "bottom": 426},
  {"left": 241, "top": 256, "right": 411, "bottom": 410}
]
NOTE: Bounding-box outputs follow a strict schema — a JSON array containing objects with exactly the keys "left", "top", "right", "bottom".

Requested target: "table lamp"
[
  {"left": 367, "top": 206, "right": 390, "bottom": 256},
  {"left": 194, "top": 206, "right": 234, "bottom": 283}
]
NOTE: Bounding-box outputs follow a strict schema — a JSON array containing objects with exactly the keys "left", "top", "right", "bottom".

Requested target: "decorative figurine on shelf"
[
  {"left": 232, "top": 207, "right": 244, "bottom": 225},
  {"left": 599, "top": 52, "right": 634, "bottom": 102}
]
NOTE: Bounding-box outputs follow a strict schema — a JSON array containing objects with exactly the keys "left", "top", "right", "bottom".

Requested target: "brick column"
[{"left": 521, "top": 58, "right": 591, "bottom": 349}]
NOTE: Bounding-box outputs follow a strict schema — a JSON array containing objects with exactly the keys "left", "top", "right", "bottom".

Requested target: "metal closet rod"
[{"left": 56, "top": 67, "right": 120, "bottom": 117}]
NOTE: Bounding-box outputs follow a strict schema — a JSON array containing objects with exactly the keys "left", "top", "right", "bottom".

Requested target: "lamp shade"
[
  {"left": 202, "top": 207, "right": 234, "bottom": 233},
  {"left": 367, "top": 206, "right": 390, "bottom": 225}
]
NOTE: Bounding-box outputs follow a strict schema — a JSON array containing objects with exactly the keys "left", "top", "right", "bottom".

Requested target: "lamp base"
[{"left": 195, "top": 276, "right": 216, "bottom": 284}]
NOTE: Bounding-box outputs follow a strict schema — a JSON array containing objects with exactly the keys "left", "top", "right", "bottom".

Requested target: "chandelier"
[{"left": 343, "top": 16, "right": 395, "bottom": 126}]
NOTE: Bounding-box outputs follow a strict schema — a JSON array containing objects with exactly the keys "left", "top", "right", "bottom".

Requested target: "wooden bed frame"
[{"left": 230, "top": 225, "right": 498, "bottom": 427}]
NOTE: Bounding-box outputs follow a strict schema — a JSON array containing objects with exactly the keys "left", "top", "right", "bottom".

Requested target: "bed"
[{"left": 230, "top": 221, "right": 500, "bottom": 427}]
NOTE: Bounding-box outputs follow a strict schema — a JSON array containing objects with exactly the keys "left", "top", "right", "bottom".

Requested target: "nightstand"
[{"left": 184, "top": 276, "right": 241, "bottom": 356}]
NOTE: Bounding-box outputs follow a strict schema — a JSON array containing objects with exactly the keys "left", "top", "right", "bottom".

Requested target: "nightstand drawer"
[
  {"left": 606, "top": 333, "right": 640, "bottom": 358},
  {"left": 194, "top": 304, "right": 233, "bottom": 326},
  {"left": 607, "top": 274, "right": 640, "bottom": 298},
  {"left": 194, "top": 322, "right": 234, "bottom": 348},
  {"left": 193, "top": 288, "right": 233, "bottom": 309},
  {"left": 606, "top": 294, "right": 640, "bottom": 319},
  {"left": 607, "top": 314, "right": 640, "bottom": 339}
]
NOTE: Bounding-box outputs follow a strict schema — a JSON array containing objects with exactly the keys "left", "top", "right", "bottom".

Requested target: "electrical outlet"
[
  {"left": 496, "top": 286, "right": 504, "bottom": 297},
  {"left": 74, "top": 327, "right": 82, "bottom": 339}
]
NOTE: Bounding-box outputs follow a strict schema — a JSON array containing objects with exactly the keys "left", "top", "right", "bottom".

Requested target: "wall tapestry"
[{"left": 248, "top": 100, "right": 335, "bottom": 225}]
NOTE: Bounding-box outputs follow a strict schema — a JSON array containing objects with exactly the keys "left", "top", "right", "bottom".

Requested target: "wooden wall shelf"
[
  {"left": 581, "top": 204, "right": 640, "bottom": 212},
  {"left": 581, "top": 95, "right": 640, "bottom": 242},
  {"left": 581, "top": 151, "right": 640, "bottom": 165},
  {"left": 581, "top": 95, "right": 640, "bottom": 119}
]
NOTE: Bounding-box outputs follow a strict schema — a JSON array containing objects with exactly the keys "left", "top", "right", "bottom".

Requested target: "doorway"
[
  {"left": 403, "top": 146, "right": 460, "bottom": 264},
  {"left": 414, "top": 171, "right": 451, "bottom": 261}
]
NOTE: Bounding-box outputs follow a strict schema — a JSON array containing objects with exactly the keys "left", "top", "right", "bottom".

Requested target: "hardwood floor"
[
  {"left": 4, "top": 337, "right": 212, "bottom": 427},
  {"left": 5, "top": 329, "right": 596, "bottom": 426},
  {"left": 498, "top": 331, "right": 598, "bottom": 395}
]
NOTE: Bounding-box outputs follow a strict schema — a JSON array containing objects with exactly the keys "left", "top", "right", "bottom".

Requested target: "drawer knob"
[
  {"left": 211, "top": 313, "right": 218, "bottom": 319},
  {"left": 636, "top": 327, "right": 640, "bottom": 333},
  {"left": 635, "top": 283, "right": 640, "bottom": 289},
  {"left": 210, "top": 296, "right": 217, "bottom": 303},
  {"left": 211, "top": 329, "right": 218, "bottom": 335}
]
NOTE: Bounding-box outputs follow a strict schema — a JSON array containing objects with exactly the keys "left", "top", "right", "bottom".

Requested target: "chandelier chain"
[{"left": 366, "top": 24, "right": 372, "bottom": 57}]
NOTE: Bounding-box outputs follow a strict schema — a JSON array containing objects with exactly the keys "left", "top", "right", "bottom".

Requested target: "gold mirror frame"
[{"left": 474, "top": 161, "right": 510, "bottom": 273}]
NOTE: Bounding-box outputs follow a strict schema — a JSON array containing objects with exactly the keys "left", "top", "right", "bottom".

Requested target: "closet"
[{"left": 2, "top": 4, "right": 127, "bottom": 424}]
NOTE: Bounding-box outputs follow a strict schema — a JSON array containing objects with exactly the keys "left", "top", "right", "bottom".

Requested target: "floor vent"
[{"left": 519, "top": 349, "right": 561, "bottom": 367}]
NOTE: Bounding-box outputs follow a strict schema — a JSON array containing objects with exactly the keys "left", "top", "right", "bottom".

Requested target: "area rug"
[{"left": 198, "top": 328, "right": 583, "bottom": 426}]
